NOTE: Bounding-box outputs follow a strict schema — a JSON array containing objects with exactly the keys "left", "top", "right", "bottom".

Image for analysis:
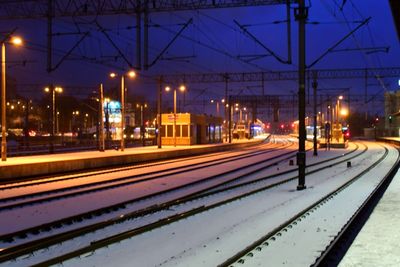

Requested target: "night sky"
[{"left": 1, "top": 0, "right": 399, "bottom": 115}]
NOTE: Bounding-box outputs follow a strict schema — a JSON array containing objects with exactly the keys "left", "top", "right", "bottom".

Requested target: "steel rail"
[
  {"left": 0, "top": 142, "right": 291, "bottom": 210},
  {"left": 219, "top": 143, "right": 393, "bottom": 266},
  {"left": 0, "top": 137, "right": 270, "bottom": 189},
  {"left": 0, "top": 142, "right": 365, "bottom": 265}
]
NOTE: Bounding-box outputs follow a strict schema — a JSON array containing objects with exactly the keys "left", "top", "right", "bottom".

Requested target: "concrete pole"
[
  {"left": 157, "top": 77, "right": 162, "bottom": 148},
  {"left": 313, "top": 71, "right": 318, "bottom": 156},
  {"left": 1, "top": 43, "right": 6, "bottom": 161},
  {"left": 295, "top": 0, "right": 307, "bottom": 190},
  {"left": 174, "top": 89, "right": 177, "bottom": 147},
  {"left": 121, "top": 75, "right": 125, "bottom": 151},
  {"left": 99, "top": 83, "right": 105, "bottom": 151},
  {"left": 50, "top": 84, "right": 55, "bottom": 154}
]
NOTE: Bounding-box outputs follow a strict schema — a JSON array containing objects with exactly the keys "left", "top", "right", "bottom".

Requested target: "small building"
[
  {"left": 161, "top": 113, "right": 223, "bottom": 145},
  {"left": 384, "top": 91, "right": 400, "bottom": 136}
]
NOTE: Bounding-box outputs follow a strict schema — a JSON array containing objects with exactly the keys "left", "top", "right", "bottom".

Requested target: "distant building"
[
  {"left": 161, "top": 113, "right": 223, "bottom": 145},
  {"left": 384, "top": 91, "right": 400, "bottom": 136}
]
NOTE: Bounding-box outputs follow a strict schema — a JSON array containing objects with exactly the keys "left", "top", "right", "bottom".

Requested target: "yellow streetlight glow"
[
  {"left": 44, "top": 87, "right": 50, "bottom": 92},
  {"left": 179, "top": 85, "right": 186, "bottom": 92},
  {"left": 165, "top": 86, "right": 171, "bottom": 92},
  {"left": 338, "top": 95, "right": 343, "bottom": 100},
  {"left": 109, "top": 72, "right": 117, "bottom": 78},
  {"left": 128, "top": 71, "right": 136, "bottom": 78},
  {"left": 104, "top": 97, "right": 110, "bottom": 103},
  {"left": 221, "top": 99, "right": 225, "bottom": 103},
  {"left": 340, "top": 108, "right": 348, "bottom": 116},
  {"left": 210, "top": 99, "right": 214, "bottom": 103},
  {"left": 10, "top": 36, "right": 23, "bottom": 46},
  {"left": 55, "top": 87, "right": 63, "bottom": 93}
]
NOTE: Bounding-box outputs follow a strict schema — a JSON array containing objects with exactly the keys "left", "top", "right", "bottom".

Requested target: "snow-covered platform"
[
  {"left": 0, "top": 138, "right": 265, "bottom": 181},
  {"left": 339, "top": 163, "right": 400, "bottom": 266}
]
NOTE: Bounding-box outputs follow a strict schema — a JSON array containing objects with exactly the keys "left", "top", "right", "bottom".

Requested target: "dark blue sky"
[{"left": 2, "top": 0, "right": 399, "bottom": 115}]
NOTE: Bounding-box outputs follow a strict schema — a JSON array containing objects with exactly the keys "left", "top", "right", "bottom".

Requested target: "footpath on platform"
[
  {"left": 0, "top": 137, "right": 266, "bottom": 181},
  {"left": 339, "top": 155, "right": 400, "bottom": 266},
  {"left": 338, "top": 136, "right": 400, "bottom": 266}
]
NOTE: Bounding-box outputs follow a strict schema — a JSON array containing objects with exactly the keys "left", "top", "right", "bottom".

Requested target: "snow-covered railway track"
[
  {"left": 0, "top": 141, "right": 376, "bottom": 266},
  {"left": 221, "top": 142, "right": 398, "bottom": 267},
  {"left": 0, "top": 141, "right": 291, "bottom": 211},
  {"left": 0, "top": 140, "right": 298, "bottom": 244},
  {"left": 0, "top": 137, "right": 278, "bottom": 193}
]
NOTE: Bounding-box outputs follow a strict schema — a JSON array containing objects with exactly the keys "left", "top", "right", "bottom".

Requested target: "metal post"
[
  {"left": 47, "top": 0, "right": 53, "bottom": 72},
  {"left": 1, "top": 43, "right": 6, "bottom": 161},
  {"left": 141, "top": 105, "right": 145, "bottom": 146},
  {"left": 136, "top": 2, "right": 142, "bottom": 69},
  {"left": 50, "top": 84, "right": 55, "bottom": 154},
  {"left": 312, "top": 71, "right": 318, "bottom": 156},
  {"left": 157, "top": 76, "right": 162, "bottom": 148},
  {"left": 295, "top": 0, "right": 307, "bottom": 190},
  {"left": 173, "top": 89, "right": 177, "bottom": 147},
  {"left": 224, "top": 76, "right": 228, "bottom": 142},
  {"left": 120, "top": 75, "right": 125, "bottom": 151},
  {"left": 99, "top": 83, "right": 105, "bottom": 151},
  {"left": 229, "top": 98, "right": 232, "bottom": 144}
]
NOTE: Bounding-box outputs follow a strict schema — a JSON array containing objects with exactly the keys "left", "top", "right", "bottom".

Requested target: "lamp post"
[
  {"left": 1, "top": 35, "right": 22, "bottom": 161},
  {"left": 165, "top": 85, "right": 186, "bottom": 147},
  {"left": 136, "top": 103, "right": 147, "bottom": 146},
  {"left": 210, "top": 99, "right": 220, "bottom": 117},
  {"left": 99, "top": 84, "right": 105, "bottom": 151},
  {"left": 110, "top": 70, "right": 136, "bottom": 151},
  {"left": 44, "top": 85, "right": 63, "bottom": 153}
]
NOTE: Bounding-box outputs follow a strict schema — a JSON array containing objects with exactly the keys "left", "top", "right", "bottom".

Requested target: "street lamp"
[
  {"left": 136, "top": 103, "right": 148, "bottom": 146},
  {"left": 210, "top": 99, "right": 220, "bottom": 117},
  {"left": 109, "top": 70, "right": 136, "bottom": 151},
  {"left": 165, "top": 85, "right": 186, "bottom": 147},
  {"left": 1, "top": 34, "right": 23, "bottom": 161},
  {"left": 44, "top": 85, "right": 63, "bottom": 153}
]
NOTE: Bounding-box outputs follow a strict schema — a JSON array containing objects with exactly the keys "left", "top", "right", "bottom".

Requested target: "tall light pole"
[
  {"left": 295, "top": 0, "right": 308, "bottom": 190},
  {"left": 110, "top": 70, "right": 136, "bottom": 151},
  {"left": 210, "top": 99, "right": 220, "bottom": 117},
  {"left": 157, "top": 76, "right": 163, "bottom": 149},
  {"left": 165, "top": 85, "right": 185, "bottom": 147},
  {"left": 1, "top": 35, "right": 22, "bottom": 161},
  {"left": 44, "top": 85, "right": 63, "bottom": 154},
  {"left": 99, "top": 84, "right": 105, "bottom": 152}
]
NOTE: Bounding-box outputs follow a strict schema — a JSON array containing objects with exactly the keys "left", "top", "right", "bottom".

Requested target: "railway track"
[
  {"left": 0, "top": 140, "right": 294, "bottom": 211},
  {"left": 220, "top": 142, "right": 399, "bottom": 267},
  {"left": 0, "top": 137, "right": 276, "bottom": 190},
  {"left": 0, "top": 141, "right": 374, "bottom": 266}
]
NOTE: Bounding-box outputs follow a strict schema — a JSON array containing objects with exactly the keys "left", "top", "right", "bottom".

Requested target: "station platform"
[
  {"left": 339, "top": 158, "right": 400, "bottom": 266},
  {"left": 0, "top": 138, "right": 266, "bottom": 181}
]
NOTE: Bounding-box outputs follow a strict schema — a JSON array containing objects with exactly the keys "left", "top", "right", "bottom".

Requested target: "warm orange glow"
[
  {"left": 44, "top": 87, "right": 50, "bottom": 93},
  {"left": 10, "top": 36, "right": 23, "bottom": 46},
  {"left": 221, "top": 99, "right": 225, "bottom": 103},
  {"left": 338, "top": 95, "right": 343, "bottom": 100},
  {"left": 109, "top": 72, "right": 117, "bottom": 78},
  {"left": 55, "top": 87, "right": 63, "bottom": 93},
  {"left": 179, "top": 85, "right": 186, "bottom": 92},
  {"left": 340, "top": 108, "right": 348, "bottom": 116},
  {"left": 127, "top": 71, "right": 136, "bottom": 78},
  {"left": 165, "top": 86, "right": 171, "bottom": 92}
]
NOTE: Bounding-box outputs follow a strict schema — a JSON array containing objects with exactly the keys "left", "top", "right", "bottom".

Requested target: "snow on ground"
[
  {"left": 51, "top": 142, "right": 396, "bottom": 267},
  {"left": 0, "top": 142, "right": 288, "bottom": 235},
  {"left": 339, "top": 159, "right": 400, "bottom": 267}
]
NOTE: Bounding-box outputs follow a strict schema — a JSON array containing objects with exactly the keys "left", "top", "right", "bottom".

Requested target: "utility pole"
[
  {"left": 157, "top": 76, "right": 162, "bottom": 148},
  {"left": 99, "top": 83, "right": 105, "bottom": 151},
  {"left": 312, "top": 71, "right": 318, "bottom": 156},
  {"left": 295, "top": 0, "right": 308, "bottom": 190}
]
